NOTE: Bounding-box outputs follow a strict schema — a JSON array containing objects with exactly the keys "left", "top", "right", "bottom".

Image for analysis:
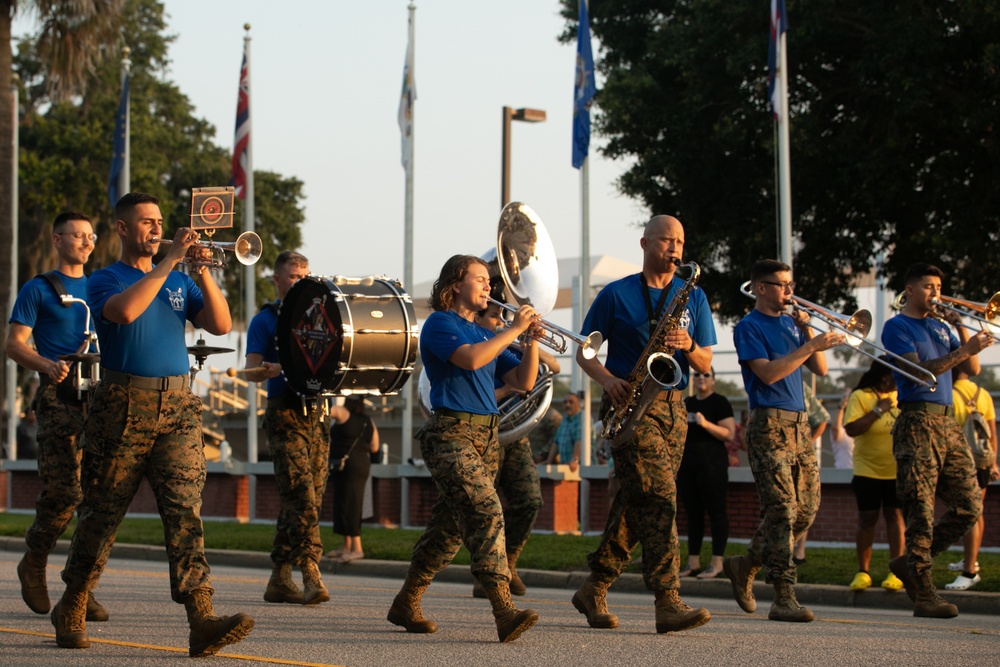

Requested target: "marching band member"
[
  {"left": 571, "top": 215, "right": 716, "bottom": 634},
  {"left": 387, "top": 254, "right": 541, "bottom": 642}
]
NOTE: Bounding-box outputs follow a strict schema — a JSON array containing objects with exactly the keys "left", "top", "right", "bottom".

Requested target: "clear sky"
[{"left": 159, "top": 0, "right": 648, "bottom": 289}]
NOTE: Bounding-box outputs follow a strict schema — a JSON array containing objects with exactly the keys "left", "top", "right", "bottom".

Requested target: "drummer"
[
  {"left": 5, "top": 212, "right": 109, "bottom": 622},
  {"left": 244, "top": 251, "right": 332, "bottom": 606}
]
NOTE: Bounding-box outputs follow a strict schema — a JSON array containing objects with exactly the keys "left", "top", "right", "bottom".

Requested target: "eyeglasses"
[
  {"left": 692, "top": 372, "right": 713, "bottom": 378},
  {"left": 760, "top": 280, "right": 795, "bottom": 291},
  {"left": 57, "top": 232, "right": 98, "bottom": 243}
]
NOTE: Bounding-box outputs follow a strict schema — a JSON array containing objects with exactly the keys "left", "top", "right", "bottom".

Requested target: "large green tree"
[
  {"left": 14, "top": 0, "right": 307, "bottom": 324},
  {"left": 563, "top": 1, "right": 1000, "bottom": 322}
]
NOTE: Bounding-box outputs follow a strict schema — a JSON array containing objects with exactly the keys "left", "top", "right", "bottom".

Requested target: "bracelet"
[
  {"left": 871, "top": 406, "right": 883, "bottom": 417},
  {"left": 687, "top": 340, "right": 697, "bottom": 354}
]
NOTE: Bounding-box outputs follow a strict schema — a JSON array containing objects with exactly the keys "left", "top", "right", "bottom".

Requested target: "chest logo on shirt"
[
  {"left": 932, "top": 324, "right": 950, "bottom": 348},
  {"left": 166, "top": 287, "right": 184, "bottom": 311},
  {"left": 679, "top": 308, "right": 692, "bottom": 331}
]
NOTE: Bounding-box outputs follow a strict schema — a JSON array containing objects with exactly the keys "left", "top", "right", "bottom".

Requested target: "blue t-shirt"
[
  {"left": 9, "top": 272, "right": 91, "bottom": 359},
  {"left": 733, "top": 309, "right": 806, "bottom": 411},
  {"left": 88, "top": 262, "right": 205, "bottom": 377},
  {"left": 246, "top": 302, "right": 290, "bottom": 398},
  {"left": 581, "top": 273, "right": 716, "bottom": 390},
  {"left": 881, "top": 313, "right": 957, "bottom": 404},
  {"left": 420, "top": 310, "right": 520, "bottom": 416}
]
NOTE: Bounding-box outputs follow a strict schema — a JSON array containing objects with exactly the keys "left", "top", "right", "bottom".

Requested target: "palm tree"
[{"left": 0, "top": 0, "right": 123, "bottom": 412}]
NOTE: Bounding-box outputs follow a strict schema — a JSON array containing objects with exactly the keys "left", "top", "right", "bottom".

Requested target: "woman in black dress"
[
  {"left": 677, "top": 366, "right": 736, "bottom": 579},
  {"left": 326, "top": 396, "right": 379, "bottom": 562}
]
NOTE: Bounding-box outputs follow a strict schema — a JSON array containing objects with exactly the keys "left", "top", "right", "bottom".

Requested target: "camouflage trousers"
[
  {"left": 63, "top": 382, "right": 210, "bottom": 602},
  {"left": 587, "top": 398, "right": 687, "bottom": 592},
  {"left": 264, "top": 402, "right": 330, "bottom": 567},
  {"left": 406, "top": 415, "right": 510, "bottom": 587},
  {"left": 745, "top": 411, "right": 820, "bottom": 584},
  {"left": 25, "top": 383, "right": 85, "bottom": 556},
  {"left": 495, "top": 436, "right": 543, "bottom": 564},
  {"left": 892, "top": 410, "right": 982, "bottom": 579}
]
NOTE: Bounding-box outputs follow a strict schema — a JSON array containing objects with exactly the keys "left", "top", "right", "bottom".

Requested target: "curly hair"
[{"left": 429, "top": 254, "right": 488, "bottom": 312}]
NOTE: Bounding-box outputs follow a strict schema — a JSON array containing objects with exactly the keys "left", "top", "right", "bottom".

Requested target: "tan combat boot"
[
  {"left": 723, "top": 554, "right": 761, "bottom": 613},
  {"left": 86, "top": 591, "right": 109, "bottom": 622},
  {"left": 50, "top": 588, "right": 90, "bottom": 649},
  {"left": 387, "top": 574, "right": 437, "bottom": 633},
  {"left": 508, "top": 554, "right": 527, "bottom": 596},
  {"left": 184, "top": 588, "right": 255, "bottom": 657},
  {"left": 264, "top": 562, "right": 304, "bottom": 604},
  {"left": 571, "top": 576, "right": 619, "bottom": 629},
  {"left": 485, "top": 581, "right": 538, "bottom": 642},
  {"left": 768, "top": 580, "right": 815, "bottom": 622},
  {"left": 888, "top": 555, "right": 917, "bottom": 603},
  {"left": 654, "top": 589, "right": 712, "bottom": 633},
  {"left": 913, "top": 573, "right": 958, "bottom": 619},
  {"left": 301, "top": 560, "right": 330, "bottom": 605},
  {"left": 18, "top": 550, "right": 50, "bottom": 614}
]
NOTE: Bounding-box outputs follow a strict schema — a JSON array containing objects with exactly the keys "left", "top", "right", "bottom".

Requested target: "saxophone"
[{"left": 602, "top": 260, "right": 701, "bottom": 447}]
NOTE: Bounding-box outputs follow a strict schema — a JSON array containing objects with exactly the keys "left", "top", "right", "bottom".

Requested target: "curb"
[{"left": 3, "top": 537, "right": 997, "bottom": 616}]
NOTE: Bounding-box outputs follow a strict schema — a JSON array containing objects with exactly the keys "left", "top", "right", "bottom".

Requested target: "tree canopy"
[
  {"left": 562, "top": 0, "right": 1000, "bottom": 323},
  {"left": 13, "top": 0, "right": 307, "bottom": 323}
]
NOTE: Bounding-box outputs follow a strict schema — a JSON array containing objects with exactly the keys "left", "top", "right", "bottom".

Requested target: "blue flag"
[
  {"left": 572, "top": 0, "right": 597, "bottom": 169},
  {"left": 108, "top": 73, "right": 129, "bottom": 208}
]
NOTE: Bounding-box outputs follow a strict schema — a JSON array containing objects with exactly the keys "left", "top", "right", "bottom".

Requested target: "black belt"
[
  {"left": 102, "top": 369, "right": 189, "bottom": 391},
  {"left": 435, "top": 409, "right": 499, "bottom": 429},
  {"left": 752, "top": 407, "right": 808, "bottom": 424},
  {"left": 899, "top": 402, "right": 954, "bottom": 416},
  {"left": 657, "top": 390, "right": 684, "bottom": 402}
]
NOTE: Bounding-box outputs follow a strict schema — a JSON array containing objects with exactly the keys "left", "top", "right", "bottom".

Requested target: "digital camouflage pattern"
[
  {"left": 264, "top": 403, "right": 330, "bottom": 567},
  {"left": 744, "top": 412, "right": 820, "bottom": 584},
  {"left": 407, "top": 415, "right": 510, "bottom": 587},
  {"left": 24, "top": 383, "right": 85, "bottom": 556},
  {"left": 63, "top": 382, "right": 210, "bottom": 602},
  {"left": 892, "top": 411, "right": 982, "bottom": 578},
  {"left": 495, "top": 436, "right": 543, "bottom": 563},
  {"left": 587, "top": 398, "right": 687, "bottom": 591}
]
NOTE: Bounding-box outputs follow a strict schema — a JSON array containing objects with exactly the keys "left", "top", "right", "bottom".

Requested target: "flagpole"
[
  {"left": 120, "top": 47, "right": 131, "bottom": 198},
  {"left": 776, "top": 29, "right": 792, "bottom": 268},
  {"left": 242, "top": 24, "right": 258, "bottom": 488},
  {"left": 401, "top": 3, "right": 416, "bottom": 464},
  {"left": 6, "top": 74, "right": 19, "bottom": 459}
]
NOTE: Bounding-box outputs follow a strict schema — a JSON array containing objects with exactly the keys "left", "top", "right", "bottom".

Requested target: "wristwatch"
[
  {"left": 687, "top": 340, "right": 697, "bottom": 354},
  {"left": 872, "top": 406, "right": 883, "bottom": 417}
]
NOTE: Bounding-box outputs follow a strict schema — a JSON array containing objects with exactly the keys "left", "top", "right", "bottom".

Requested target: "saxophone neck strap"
[{"left": 640, "top": 273, "right": 671, "bottom": 327}]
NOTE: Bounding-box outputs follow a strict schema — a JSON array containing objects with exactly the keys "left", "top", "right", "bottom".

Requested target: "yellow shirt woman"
[{"left": 845, "top": 387, "right": 898, "bottom": 480}]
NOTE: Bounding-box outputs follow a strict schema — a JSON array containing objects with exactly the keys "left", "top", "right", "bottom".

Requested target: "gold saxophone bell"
[{"left": 152, "top": 231, "right": 262, "bottom": 269}]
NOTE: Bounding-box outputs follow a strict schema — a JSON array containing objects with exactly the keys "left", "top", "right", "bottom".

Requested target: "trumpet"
[
  {"left": 487, "top": 297, "right": 603, "bottom": 360},
  {"left": 741, "top": 281, "right": 938, "bottom": 390},
  {"left": 151, "top": 231, "right": 263, "bottom": 268}
]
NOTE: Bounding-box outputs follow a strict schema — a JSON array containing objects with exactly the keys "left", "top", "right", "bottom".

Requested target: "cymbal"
[
  {"left": 187, "top": 344, "right": 234, "bottom": 357},
  {"left": 59, "top": 353, "right": 101, "bottom": 363}
]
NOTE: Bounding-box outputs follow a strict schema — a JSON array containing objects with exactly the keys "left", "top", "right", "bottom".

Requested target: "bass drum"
[
  {"left": 418, "top": 365, "right": 554, "bottom": 445},
  {"left": 276, "top": 275, "right": 418, "bottom": 397}
]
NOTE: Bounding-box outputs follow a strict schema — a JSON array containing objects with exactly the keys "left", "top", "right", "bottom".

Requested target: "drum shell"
[{"left": 276, "top": 276, "right": 418, "bottom": 397}]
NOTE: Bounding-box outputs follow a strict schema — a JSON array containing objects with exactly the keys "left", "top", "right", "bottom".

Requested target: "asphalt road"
[{"left": 1, "top": 549, "right": 998, "bottom": 667}]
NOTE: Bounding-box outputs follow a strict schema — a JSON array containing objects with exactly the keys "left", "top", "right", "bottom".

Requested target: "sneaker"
[
  {"left": 881, "top": 573, "right": 904, "bottom": 591},
  {"left": 944, "top": 573, "right": 981, "bottom": 591},
  {"left": 946, "top": 560, "right": 979, "bottom": 573},
  {"left": 849, "top": 572, "right": 872, "bottom": 591}
]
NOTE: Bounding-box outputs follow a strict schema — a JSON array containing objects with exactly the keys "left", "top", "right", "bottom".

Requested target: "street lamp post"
[{"left": 501, "top": 106, "right": 546, "bottom": 208}]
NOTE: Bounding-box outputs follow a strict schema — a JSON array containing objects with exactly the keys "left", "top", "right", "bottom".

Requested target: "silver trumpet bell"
[{"left": 152, "top": 230, "right": 263, "bottom": 268}]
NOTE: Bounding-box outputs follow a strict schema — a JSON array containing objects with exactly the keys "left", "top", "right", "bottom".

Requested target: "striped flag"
[
  {"left": 232, "top": 44, "right": 250, "bottom": 199},
  {"left": 398, "top": 13, "right": 416, "bottom": 169},
  {"left": 108, "top": 73, "right": 129, "bottom": 208},
  {"left": 768, "top": 0, "right": 788, "bottom": 119},
  {"left": 572, "top": 0, "right": 597, "bottom": 169}
]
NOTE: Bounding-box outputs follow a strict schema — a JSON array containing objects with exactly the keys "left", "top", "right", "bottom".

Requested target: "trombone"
[
  {"left": 741, "top": 281, "right": 938, "bottom": 390},
  {"left": 893, "top": 292, "right": 1000, "bottom": 341},
  {"left": 151, "top": 231, "right": 263, "bottom": 268}
]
